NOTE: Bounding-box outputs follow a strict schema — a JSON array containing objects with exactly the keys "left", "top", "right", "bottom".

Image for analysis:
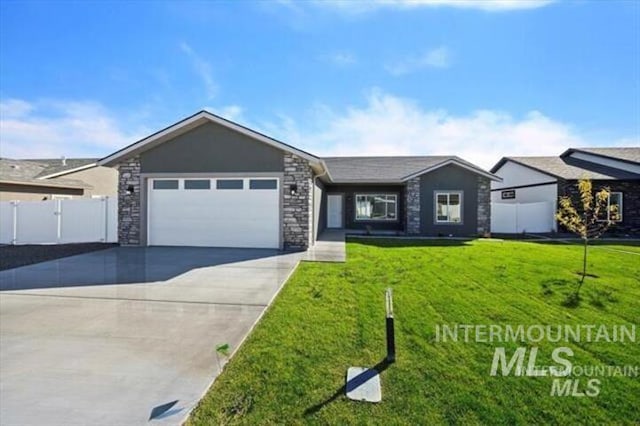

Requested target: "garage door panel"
[{"left": 148, "top": 178, "right": 280, "bottom": 248}]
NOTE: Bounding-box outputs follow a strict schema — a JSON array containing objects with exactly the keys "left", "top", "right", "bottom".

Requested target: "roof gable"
[
  {"left": 98, "top": 111, "right": 321, "bottom": 167},
  {"left": 403, "top": 157, "right": 500, "bottom": 181}
]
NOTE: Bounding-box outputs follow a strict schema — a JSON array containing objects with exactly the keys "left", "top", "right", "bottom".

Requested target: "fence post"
[
  {"left": 56, "top": 199, "right": 62, "bottom": 243},
  {"left": 103, "top": 196, "right": 109, "bottom": 243},
  {"left": 11, "top": 201, "right": 18, "bottom": 245}
]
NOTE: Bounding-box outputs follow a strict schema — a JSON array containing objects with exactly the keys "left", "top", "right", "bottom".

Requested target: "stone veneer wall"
[
  {"left": 117, "top": 156, "right": 141, "bottom": 245},
  {"left": 283, "top": 153, "right": 313, "bottom": 250},
  {"left": 477, "top": 176, "right": 491, "bottom": 235},
  {"left": 405, "top": 177, "right": 421, "bottom": 234}
]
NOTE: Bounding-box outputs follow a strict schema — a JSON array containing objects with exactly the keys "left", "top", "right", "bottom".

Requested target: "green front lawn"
[{"left": 189, "top": 239, "right": 640, "bottom": 425}]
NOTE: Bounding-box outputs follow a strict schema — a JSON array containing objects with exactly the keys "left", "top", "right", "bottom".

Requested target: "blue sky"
[{"left": 0, "top": 0, "right": 638, "bottom": 168}]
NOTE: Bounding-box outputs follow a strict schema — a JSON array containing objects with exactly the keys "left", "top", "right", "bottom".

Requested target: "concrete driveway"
[{"left": 0, "top": 247, "right": 302, "bottom": 426}]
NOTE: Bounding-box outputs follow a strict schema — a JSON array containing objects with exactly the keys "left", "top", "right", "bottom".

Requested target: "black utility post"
[{"left": 385, "top": 288, "right": 396, "bottom": 363}]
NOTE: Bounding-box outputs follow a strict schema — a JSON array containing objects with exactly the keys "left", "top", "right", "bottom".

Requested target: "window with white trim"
[
  {"left": 598, "top": 192, "right": 623, "bottom": 222},
  {"left": 435, "top": 192, "right": 462, "bottom": 223},
  {"left": 355, "top": 194, "right": 397, "bottom": 221}
]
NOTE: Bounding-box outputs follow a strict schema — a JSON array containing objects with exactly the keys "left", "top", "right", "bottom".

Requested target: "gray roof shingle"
[
  {"left": 565, "top": 147, "right": 640, "bottom": 164},
  {"left": 29, "top": 158, "right": 98, "bottom": 178},
  {"left": 502, "top": 156, "right": 637, "bottom": 180},
  {"left": 322, "top": 156, "right": 493, "bottom": 182},
  {"left": 0, "top": 158, "right": 92, "bottom": 189}
]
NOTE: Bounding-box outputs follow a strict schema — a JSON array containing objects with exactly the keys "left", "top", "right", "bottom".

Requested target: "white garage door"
[{"left": 148, "top": 177, "right": 280, "bottom": 248}]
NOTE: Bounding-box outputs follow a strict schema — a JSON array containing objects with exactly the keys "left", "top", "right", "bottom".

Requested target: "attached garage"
[
  {"left": 147, "top": 177, "right": 280, "bottom": 248},
  {"left": 99, "top": 111, "right": 325, "bottom": 250}
]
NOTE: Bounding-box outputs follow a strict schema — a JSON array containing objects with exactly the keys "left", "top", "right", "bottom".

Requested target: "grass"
[{"left": 188, "top": 239, "right": 640, "bottom": 425}]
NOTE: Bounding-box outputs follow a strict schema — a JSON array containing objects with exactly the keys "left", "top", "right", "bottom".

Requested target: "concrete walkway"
[
  {"left": 0, "top": 247, "right": 302, "bottom": 426},
  {"left": 304, "top": 229, "right": 346, "bottom": 262}
]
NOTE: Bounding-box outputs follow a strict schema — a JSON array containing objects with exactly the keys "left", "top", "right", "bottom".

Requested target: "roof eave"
[
  {"left": 0, "top": 179, "right": 91, "bottom": 190},
  {"left": 37, "top": 163, "right": 97, "bottom": 180},
  {"left": 561, "top": 148, "right": 640, "bottom": 166}
]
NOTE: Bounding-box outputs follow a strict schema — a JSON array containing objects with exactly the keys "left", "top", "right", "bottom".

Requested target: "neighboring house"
[
  {"left": 98, "top": 110, "right": 500, "bottom": 249},
  {"left": 490, "top": 147, "right": 640, "bottom": 235},
  {"left": 0, "top": 158, "right": 118, "bottom": 201}
]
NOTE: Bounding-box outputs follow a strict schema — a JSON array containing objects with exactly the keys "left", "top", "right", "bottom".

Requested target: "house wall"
[
  {"left": 0, "top": 184, "right": 83, "bottom": 201},
  {"left": 477, "top": 176, "right": 491, "bottom": 235},
  {"left": 324, "top": 184, "right": 405, "bottom": 231},
  {"left": 283, "top": 153, "right": 313, "bottom": 250},
  {"left": 419, "top": 164, "right": 480, "bottom": 236},
  {"left": 491, "top": 160, "right": 558, "bottom": 233},
  {"left": 139, "top": 122, "right": 284, "bottom": 173},
  {"left": 313, "top": 178, "right": 326, "bottom": 240},
  {"left": 558, "top": 179, "right": 640, "bottom": 236},
  {"left": 115, "top": 120, "right": 314, "bottom": 248},
  {"left": 491, "top": 160, "right": 557, "bottom": 189},
  {"left": 57, "top": 166, "right": 118, "bottom": 197},
  {"left": 117, "top": 157, "right": 142, "bottom": 245},
  {"left": 405, "top": 177, "right": 421, "bottom": 234},
  {"left": 491, "top": 183, "right": 558, "bottom": 205}
]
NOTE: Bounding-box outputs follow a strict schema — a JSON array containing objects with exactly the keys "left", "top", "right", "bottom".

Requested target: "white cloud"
[
  {"left": 386, "top": 46, "right": 452, "bottom": 75},
  {"left": 0, "top": 98, "right": 146, "bottom": 159},
  {"left": 207, "top": 104, "right": 245, "bottom": 122},
  {"left": 0, "top": 99, "right": 34, "bottom": 118},
  {"left": 180, "top": 42, "right": 218, "bottom": 100},
  {"left": 320, "top": 52, "right": 357, "bottom": 67},
  {"left": 313, "top": 0, "right": 553, "bottom": 13},
  {"left": 262, "top": 89, "right": 591, "bottom": 169}
]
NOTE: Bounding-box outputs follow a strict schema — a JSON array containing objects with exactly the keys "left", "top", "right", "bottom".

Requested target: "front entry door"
[{"left": 327, "top": 194, "right": 343, "bottom": 228}]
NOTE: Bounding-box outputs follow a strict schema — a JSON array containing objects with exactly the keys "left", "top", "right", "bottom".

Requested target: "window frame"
[
  {"left": 599, "top": 192, "right": 623, "bottom": 222},
  {"left": 434, "top": 191, "right": 464, "bottom": 224},
  {"left": 354, "top": 193, "right": 398, "bottom": 221}
]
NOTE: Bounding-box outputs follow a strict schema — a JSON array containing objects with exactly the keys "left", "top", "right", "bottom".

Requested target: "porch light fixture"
[
  {"left": 290, "top": 184, "right": 298, "bottom": 196},
  {"left": 126, "top": 185, "right": 135, "bottom": 195}
]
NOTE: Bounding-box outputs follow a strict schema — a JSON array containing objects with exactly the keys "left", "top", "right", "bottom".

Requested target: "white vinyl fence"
[
  {"left": 491, "top": 201, "right": 555, "bottom": 234},
  {"left": 0, "top": 197, "right": 117, "bottom": 245}
]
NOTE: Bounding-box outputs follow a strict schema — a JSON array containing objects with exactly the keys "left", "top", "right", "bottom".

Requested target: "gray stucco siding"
[
  {"left": 313, "top": 178, "right": 326, "bottom": 240},
  {"left": 419, "top": 164, "right": 479, "bottom": 236},
  {"left": 325, "top": 184, "right": 405, "bottom": 231},
  {"left": 139, "top": 122, "right": 284, "bottom": 174}
]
